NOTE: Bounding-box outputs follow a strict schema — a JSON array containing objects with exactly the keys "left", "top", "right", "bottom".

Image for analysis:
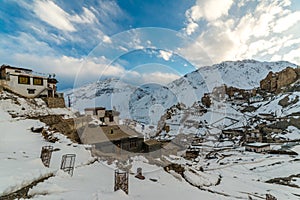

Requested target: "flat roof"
[
  {"left": 84, "top": 107, "right": 105, "bottom": 111},
  {"left": 144, "top": 139, "right": 161, "bottom": 146},
  {"left": 245, "top": 142, "right": 270, "bottom": 147},
  {"left": 1, "top": 65, "right": 33, "bottom": 72},
  {"left": 80, "top": 125, "right": 143, "bottom": 144}
]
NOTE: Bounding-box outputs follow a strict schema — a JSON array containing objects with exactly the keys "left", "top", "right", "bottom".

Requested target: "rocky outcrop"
[
  {"left": 260, "top": 67, "right": 299, "bottom": 93},
  {"left": 278, "top": 95, "right": 299, "bottom": 108},
  {"left": 277, "top": 67, "right": 298, "bottom": 89},
  {"left": 201, "top": 93, "right": 211, "bottom": 108}
]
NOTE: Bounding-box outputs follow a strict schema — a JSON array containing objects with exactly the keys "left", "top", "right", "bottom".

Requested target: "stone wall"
[
  {"left": 39, "top": 115, "right": 80, "bottom": 143},
  {"left": 0, "top": 80, "right": 6, "bottom": 93},
  {"left": 45, "top": 97, "right": 66, "bottom": 108}
]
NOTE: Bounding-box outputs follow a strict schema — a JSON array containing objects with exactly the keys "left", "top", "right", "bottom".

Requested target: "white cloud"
[
  {"left": 70, "top": 7, "right": 97, "bottom": 24},
  {"left": 185, "top": 22, "right": 199, "bottom": 35},
  {"left": 0, "top": 48, "right": 180, "bottom": 88},
  {"left": 186, "top": 0, "right": 234, "bottom": 22},
  {"left": 185, "top": 0, "right": 234, "bottom": 35},
  {"left": 270, "top": 54, "right": 283, "bottom": 61},
  {"left": 102, "top": 35, "right": 112, "bottom": 44},
  {"left": 142, "top": 72, "right": 180, "bottom": 84},
  {"left": 273, "top": 11, "right": 300, "bottom": 33},
  {"left": 33, "top": 0, "right": 98, "bottom": 32},
  {"left": 1, "top": 32, "right": 55, "bottom": 56},
  {"left": 158, "top": 50, "right": 173, "bottom": 61},
  {"left": 182, "top": 0, "right": 300, "bottom": 66},
  {"left": 283, "top": 47, "right": 300, "bottom": 64},
  {"left": 33, "top": 0, "right": 76, "bottom": 31}
]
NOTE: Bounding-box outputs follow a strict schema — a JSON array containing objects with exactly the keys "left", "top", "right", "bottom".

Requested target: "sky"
[{"left": 0, "top": 0, "right": 300, "bottom": 90}]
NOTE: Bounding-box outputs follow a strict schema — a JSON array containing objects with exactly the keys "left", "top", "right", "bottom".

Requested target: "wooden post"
[
  {"left": 135, "top": 167, "right": 145, "bottom": 180},
  {"left": 40, "top": 146, "right": 53, "bottom": 168}
]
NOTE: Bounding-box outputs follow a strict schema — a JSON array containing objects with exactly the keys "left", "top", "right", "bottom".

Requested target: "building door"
[{"left": 48, "top": 89, "right": 53, "bottom": 97}]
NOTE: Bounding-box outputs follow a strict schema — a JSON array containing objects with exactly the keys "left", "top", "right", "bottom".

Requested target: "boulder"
[{"left": 201, "top": 93, "right": 211, "bottom": 108}]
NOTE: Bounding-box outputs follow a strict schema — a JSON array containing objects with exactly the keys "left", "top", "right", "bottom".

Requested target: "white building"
[
  {"left": 0, "top": 65, "right": 58, "bottom": 98},
  {"left": 245, "top": 142, "right": 270, "bottom": 153}
]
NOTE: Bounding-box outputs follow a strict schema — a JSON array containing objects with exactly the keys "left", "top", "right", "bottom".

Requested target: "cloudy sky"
[{"left": 1, "top": 0, "right": 300, "bottom": 89}]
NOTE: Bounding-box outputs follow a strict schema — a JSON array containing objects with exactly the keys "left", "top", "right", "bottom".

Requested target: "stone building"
[
  {"left": 80, "top": 125, "right": 144, "bottom": 154},
  {"left": 0, "top": 64, "right": 59, "bottom": 98}
]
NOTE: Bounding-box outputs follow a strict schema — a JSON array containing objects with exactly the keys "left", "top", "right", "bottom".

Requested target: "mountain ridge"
[{"left": 65, "top": 59, "right": 299, "bottom": 124}]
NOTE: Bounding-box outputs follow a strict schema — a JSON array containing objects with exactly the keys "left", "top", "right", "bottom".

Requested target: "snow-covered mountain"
[{"left": 65, "top": 60, "right": 299, "bottom": 124}]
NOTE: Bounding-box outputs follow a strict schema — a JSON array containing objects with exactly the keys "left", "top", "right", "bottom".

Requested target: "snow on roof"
[
  {"left": 245, "top": 142, "right": 270, "bottom": 147},
  {"left": 0, "top": 64, "right": 33, "bottom": 72}
]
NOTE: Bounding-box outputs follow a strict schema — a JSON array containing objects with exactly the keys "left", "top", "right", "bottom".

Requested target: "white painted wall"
[
  {"left": 85, "top": 110, "right": 94, "bottom": 116},
  {"left": 97, "top": 110, "right": 105, "bottom": 118},
  {"left": 246, "top": 145, "right": 270, "bottom": 153},
  {"left": 6, "top": 74, "right": 48, "bottom": 98}
]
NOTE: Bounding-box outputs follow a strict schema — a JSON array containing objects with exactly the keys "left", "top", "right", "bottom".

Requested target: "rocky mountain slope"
[
  {"left": 156, "top": 66, "right": 300, "bottom": 146},
  {"left": 65, "top": 60, "right": 299, "bottom": 124}
]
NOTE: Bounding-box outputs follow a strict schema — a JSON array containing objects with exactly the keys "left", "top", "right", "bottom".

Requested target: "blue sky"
[{"left": 0, "top": 0, "right": 300, "bottom": 90}]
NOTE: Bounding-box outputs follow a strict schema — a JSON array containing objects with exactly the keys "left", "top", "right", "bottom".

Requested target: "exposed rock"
[
  {"left": 201, "top": 93, "right": 211, "bottom": 108},
  {"left": 241, "top": 105, "right": 258, "bottom": 113},
  {"left": 277, "top": 67, "right": 298, "bottom": 89},
  {"left": 164, "top": 163, "right": 185, "bottom": 176},
  {"left": 267, "top": 117, "right": 300, "bottom": 130},
  {"left": 278, "top": 95, "right": 299, "bottom": 108},
  {"left": 260, "top": 67, "right": 299, "bottom": 93},
  {"left": 279, "top": 96, "right": 290, "bottom": 107},
  {"left": 260, "top": 72, "right": 277, "bottom": 92}
]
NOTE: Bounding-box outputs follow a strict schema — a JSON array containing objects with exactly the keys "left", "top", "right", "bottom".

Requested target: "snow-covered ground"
[
  {"left": 0, "top": 97, "right": 223, "bottom": 199},
  {"left": 1, "top": 90, "right": 300, "bottom": 199}
]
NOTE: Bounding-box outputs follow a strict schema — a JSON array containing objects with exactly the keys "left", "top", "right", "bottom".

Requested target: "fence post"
[
  {"left": 40, "top": 146, "right": 53, "bottom": 167},
  {"left": 114, "top": 170, "right": 129, "bottom": 194},
  {"left": 60, "top": 154, "right": 76, "bottom": 176}
]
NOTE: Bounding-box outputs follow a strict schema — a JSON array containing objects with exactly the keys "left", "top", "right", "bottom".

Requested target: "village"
[
  {"left": 1, "top": 64, "right": 299, "bottom": 160},
  {"left": 1, "top": 63, "right": 300, "bottom": 200}
]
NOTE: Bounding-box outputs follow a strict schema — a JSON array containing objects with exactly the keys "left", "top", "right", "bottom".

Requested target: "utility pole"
[{"left": 67, "top": 94, "right": 71, "bottom": 107}]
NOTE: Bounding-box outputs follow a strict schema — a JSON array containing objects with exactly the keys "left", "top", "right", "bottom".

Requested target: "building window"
[
  {"left": 18, "top": 76, "right": 30, "bottom": 85},
  {"left": 33, "top": 77, "right": 43, "bottom": 86},
  {"left": 130, "top": 140, "right": 137, "bottom": 148},
  {"left": 27, "top": 89, "right": 35, "bottom": 94}
]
